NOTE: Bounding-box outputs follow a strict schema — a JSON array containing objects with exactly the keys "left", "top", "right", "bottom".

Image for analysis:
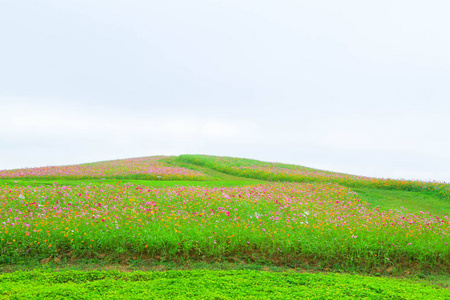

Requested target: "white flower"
[{"left": 18, "top": 194, "right": 25, "bottom": 200}]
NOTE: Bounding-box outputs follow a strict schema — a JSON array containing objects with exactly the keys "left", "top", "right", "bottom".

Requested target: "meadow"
[
  {"left": 0, "top": 155, "right": 449, "bottom": 299},
  {"left": 177, "top": 155, "right": 450, "bottom": 200},
  {"left": 0, "top": 156, "right": 207, "bottom": 181}
]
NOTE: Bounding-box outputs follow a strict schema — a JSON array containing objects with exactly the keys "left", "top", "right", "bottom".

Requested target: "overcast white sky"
[{"left": 1, "top": 0, "right": 449, "bottom": 182}]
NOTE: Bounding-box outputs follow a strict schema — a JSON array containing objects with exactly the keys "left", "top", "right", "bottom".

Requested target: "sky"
[{"left": 1, "top": 0, "right": 449, "bottom": 182}]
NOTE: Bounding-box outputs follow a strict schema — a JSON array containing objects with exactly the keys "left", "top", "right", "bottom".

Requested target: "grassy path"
[
  {"left": 354, "top": 187, "right": 450, "bottom": 215},
  {"left": 161, "top": 156, "right": 264, "bottom": 182},
  {"left": 173, "top": 155, "right": 450, "bottom": 216}
]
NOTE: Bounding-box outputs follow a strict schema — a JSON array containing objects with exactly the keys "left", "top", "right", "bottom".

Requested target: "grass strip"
[{"left": 0, "top": 269, "right": 449, "bottom": 299}]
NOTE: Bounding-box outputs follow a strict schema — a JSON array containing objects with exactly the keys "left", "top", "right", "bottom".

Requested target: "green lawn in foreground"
[{"left": 0, "top": 269, "right": 448, "bottom": 300}]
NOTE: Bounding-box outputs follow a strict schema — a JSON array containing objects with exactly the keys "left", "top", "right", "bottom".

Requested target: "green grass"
[
  {"left": 0, "top": 269, "right": 448, "bottom": 300},
  {"left": 3, "top": 259, "right": 450, "bottom": 288},
  {"left": 354, "top": 187, "right": 450, "bottom": 216}
]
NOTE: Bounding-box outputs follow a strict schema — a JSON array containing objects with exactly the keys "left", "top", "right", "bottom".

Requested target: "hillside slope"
[{"left": 177, "top": 154, "right": 450, "bottom": 200}]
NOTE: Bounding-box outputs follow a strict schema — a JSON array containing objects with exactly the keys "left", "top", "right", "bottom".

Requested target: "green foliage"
[{"left": 0, "top": 270, "right": 449, "bottom": 299}]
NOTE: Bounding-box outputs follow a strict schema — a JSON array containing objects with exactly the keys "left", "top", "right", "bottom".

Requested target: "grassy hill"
[
  {"left": 177, "top": 154, "right": 450, "bottom": 201},
  {"left": 0, "top": 155, "right": 449, "bottom": 298},
  {"left": 0, "top": 156, "right": 208, "bottom": 181}
]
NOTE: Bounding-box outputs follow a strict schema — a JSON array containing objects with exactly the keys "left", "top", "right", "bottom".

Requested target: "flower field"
[
  {"left": 177, "top": 155, "right": 450, "bottom": 200},
  {"left": 1, "top": 181, "right": 448, "bottom": 271},
  {"left": 0, "top": 156, "right": 207, "bottom": 181}
]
